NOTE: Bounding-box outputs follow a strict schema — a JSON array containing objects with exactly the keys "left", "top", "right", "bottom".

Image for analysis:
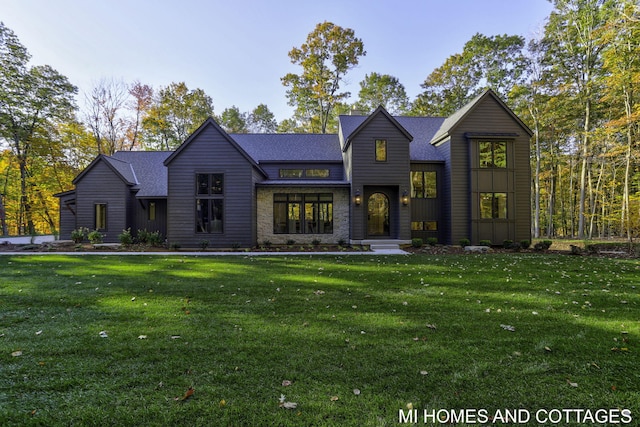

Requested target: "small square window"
[{"left": 375, "top": 139, "right": 387, "bottom": 162}]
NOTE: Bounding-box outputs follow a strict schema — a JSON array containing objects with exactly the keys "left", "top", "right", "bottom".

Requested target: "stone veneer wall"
[{"left": 256, "top": 187, "right": 350, "bottom": 245}]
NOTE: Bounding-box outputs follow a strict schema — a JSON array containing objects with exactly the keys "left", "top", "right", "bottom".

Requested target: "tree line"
[{"left": 1, "top": 0, "right": 638, "bottom": 240}]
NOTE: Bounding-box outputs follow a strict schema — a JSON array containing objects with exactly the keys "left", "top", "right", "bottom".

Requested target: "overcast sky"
[{"left": 2, "top": 0, "right": 553, "bottom": 121}]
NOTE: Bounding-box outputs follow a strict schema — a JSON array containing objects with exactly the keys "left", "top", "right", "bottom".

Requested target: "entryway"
[{"left": 367, "top": 192, "right": 389, "bottom": 236}]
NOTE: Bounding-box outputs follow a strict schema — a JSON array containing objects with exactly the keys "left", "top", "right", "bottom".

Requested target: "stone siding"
[{"left": 257, "top": 187, "right": 350, "bottom": 245}]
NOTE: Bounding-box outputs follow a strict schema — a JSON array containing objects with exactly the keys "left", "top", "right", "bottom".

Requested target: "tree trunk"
[
  {"left": 0, "top": 193, "right": 8, "bottom": 236},
  {"left": 577, "top": 97, "right": 591, "bottom": 239}
]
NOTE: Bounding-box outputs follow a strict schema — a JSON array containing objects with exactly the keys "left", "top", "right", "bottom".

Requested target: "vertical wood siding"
[{"left": 448, "top": 96, "right": 531, "bottom": 244}]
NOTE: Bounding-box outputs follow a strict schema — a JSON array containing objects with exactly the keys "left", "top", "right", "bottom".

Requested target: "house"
[{"left": 56, "top": 89, "right": 532, "bottom": 248}]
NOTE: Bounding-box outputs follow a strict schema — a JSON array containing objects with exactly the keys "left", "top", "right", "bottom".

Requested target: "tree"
[
  {"left": 127, "top": 81, "right": 153, "bottom": 151},
  {"left": 84, "top": 78, "right": 130, "bottom": 155},
  {"left": 413, "top": 33, "right": 526, "bottom": 116},
  {"left": 601, "top": 0, "right": 640, "bottom": 240},
  {"left": 247, "top": 104, "right": 277, "bottom": 133},
  {"left": 543, "top": 0, "right": 615, "bottom": 238},
  {"left": 219, "top": 106, "right": 248, "bottom": 133},
  {"left": 0, "top": 22, "right": 77, "bottom": 235},
  {"left": 353, "top": 73, "right": 409, "bottom": 115},
  {"left": 282, "top": 21, "right": 366, "bottom": 133},
  {"left": 142, "top": 82, "right": 214, "bottom": 150}
]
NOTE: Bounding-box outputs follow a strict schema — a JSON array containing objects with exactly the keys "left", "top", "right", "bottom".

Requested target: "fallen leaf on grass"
[
  {"left": 353, "top": 389, "right": 361, "bottom": 395},
  {"left": 500, "top": 324, "right": 515, "bottom": 332},
  {"left": 99, "top": 331, "right": 108, "bottom": 338},
  {"left": 280, "top": 401, "right": 298, "bottom": 409},
  {"left": 426, "top": 324, "right": 437, "bottom": 330},
  {"left": 282, "top": 380, "right": 292, "bottom": 387},
  {"left": 330, "top": 396, "right": 339, "bottom": 401},
  {"left": 544, "top": 346, "right": 552, "bottom": 352},
  {"left": 175, "top": 386, "right": 194, "bottom": 401},
  {"left": 567, "top": 379, "right": 578, "bottom": 388},
  {"left": 11, "top": 350, "right": 22, "bottom": 357}
]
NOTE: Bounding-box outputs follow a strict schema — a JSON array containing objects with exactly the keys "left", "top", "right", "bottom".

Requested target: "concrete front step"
[
  {"left": 357, "top": 239, "right": 410, "bottom": 252},
  {"left": 369, "top": 244, "right": 401, "bottom": 251}
]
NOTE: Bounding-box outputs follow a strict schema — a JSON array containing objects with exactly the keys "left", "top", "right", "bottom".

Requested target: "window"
[
  {"left": 411, "top": 171, "right": 437, "bottom": 198},
  {"left": 480, "top": 193, "right": 507, "bottom": 219},
  {"left": 479, "top": 141, "right": 507, "bottom": 168},
  {"left": 411, "top": 221, "right": 437, "bottom": 231},
  {"left": 148, "top": 202, "right": 156, "bottom": 221},
  {"left": 375, "top": 139, "right": 387, "bottom": 162},
  {"left": 95, "top": 203, "right": 107, "bottom": 230},
  {"left": 279, "top": 169, "right": 303, "bottom": 178},
  {"left": 273, "top": 193, "right": 333, "bottom": 234},
  {"left": 305, "top": 169, "right": 330, "bottom": 178},
  {"left": 196, "top": 174, "right": 224, "bottom": 233}
]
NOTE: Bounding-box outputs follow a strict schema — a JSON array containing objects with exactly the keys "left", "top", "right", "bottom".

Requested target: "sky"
[{"left": 1, "top": 0, "right": 554, "bottom": 122}]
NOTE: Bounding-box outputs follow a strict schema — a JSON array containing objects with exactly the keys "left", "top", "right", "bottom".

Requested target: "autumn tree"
[
  {"left": 353, "top": 73, "right": 409, "bottom": 115},
  {"left": 0, "top": 22, "right": 77, "bottom": 235},
  {"left": 413, "top": 33, "right": 526, "bottom": 116},
  {"left": 142, "top": 82, "right": 214, "bottom": 150},
  {"left": 282, "top": 21, "right": 365, "bottom": 133}
]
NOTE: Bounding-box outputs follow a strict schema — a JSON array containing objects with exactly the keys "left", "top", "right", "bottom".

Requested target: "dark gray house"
[{"left": 57, "top": 89, "right": 532, "bottom": 248}]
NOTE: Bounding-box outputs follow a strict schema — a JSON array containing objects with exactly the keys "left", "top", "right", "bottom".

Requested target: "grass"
[{"left": 0, "top": 253, "right": 638, "bottom": 426}]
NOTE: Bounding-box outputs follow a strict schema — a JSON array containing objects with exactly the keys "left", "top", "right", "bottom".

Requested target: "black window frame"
[
  {"left": 195, "top": 173, "right": 224, "bottom": 234},
  {"left": 273, "top": 193, "right": 333, "bottom": 234}
]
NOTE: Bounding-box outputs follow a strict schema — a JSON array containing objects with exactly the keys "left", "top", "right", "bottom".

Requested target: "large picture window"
[
  {"left": 479, "top": 141, "right": 507, "bottom": 168},
  {"left": 410, "top": 171, "right": 437, "bottom": 198},
  {"left": 196, "top": 174, "right": 224, "bottom": 233},
  {"left": 273, "top": 193, "right": 333, "bottom": 234},
  {"left": 480, "top": 193, "right": 507, "bottom": 219}
]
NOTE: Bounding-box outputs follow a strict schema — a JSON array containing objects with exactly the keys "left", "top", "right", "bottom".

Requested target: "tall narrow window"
[
  {"left": 196, "top": 174, "right": 224, "bottom": 233},
  {"left": 95, "top": 203, "right": 107, "bottom": 230},
  {"left": 148, "top": 202, "right": 156, "bottom": 221},
  {"left": 375, "top": 139, "right": 387, "bottom": 162}
]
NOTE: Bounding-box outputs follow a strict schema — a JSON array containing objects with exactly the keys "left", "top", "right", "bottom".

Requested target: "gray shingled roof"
[
  {"left": 111, "top": 151, "right": 171, "bottom": 198},
  {"left": 102, "top": 156, "right": 137, "bottom": 185},
  {"left": 338, "top": 115, "right": 446, "bottom": 161},
  {"left": 231, "top": 134, "right": 342, "bottom": 162}
]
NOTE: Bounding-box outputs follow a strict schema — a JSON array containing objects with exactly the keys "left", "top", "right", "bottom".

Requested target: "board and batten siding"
[
  {"left": 134, "top": 199, "right": 167, "bottom": 240},
  {"left": 165, "top": 124, "right": 258, "bottom": 248},
  {"left": 410, "top": 162, "right": 444, "bottom": 242},
  {"left": 348, "top": 113, "right": 412, "bottom": 241},
  {"left": 74, "top": 160, "right": 131, "bottom": 243},
  {"left": 448, "top": 95, "right": 532, "bottom": 245}
]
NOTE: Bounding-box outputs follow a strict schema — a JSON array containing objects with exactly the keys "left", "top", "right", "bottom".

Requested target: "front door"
[{"left": 367, "top": 192, "right": 389, "bottom": 236}]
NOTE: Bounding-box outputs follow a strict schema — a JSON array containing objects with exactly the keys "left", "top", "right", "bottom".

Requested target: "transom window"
[
  {"left": 273, "top": 193, "right": 333, "bottom": 234},
  {"left": 479, "top": 141, "right": 507, "bottom": 168},
  {"left": 375, "top": 139, "right": 387, "bottom": 162},
  {"left": 411, "top": 221, "right": 437, "bottom": 231},
  {"left": 196, "top": 173, "right": 224, "bottom": 233},
  {"left": 411, "top": 171, "right": 437, "bottom": 198},
  {"left": 279, "top": 169, "right": 330, "bottom": 179},
  {"left": 480, "top": 193, "right": 507, "bottom": 219}
]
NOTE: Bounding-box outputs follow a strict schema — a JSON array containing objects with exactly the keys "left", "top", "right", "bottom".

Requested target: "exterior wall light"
[
  {"left": 402, "top": 190, "right": 409, "bottom": 206},
  {"left": 354, "top": 189, "right": 362, "bottom": 206}
]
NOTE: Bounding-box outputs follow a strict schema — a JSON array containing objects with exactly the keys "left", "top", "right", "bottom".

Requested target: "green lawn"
[{"left": 1, "top": 253, "right": 638, "bottom": 426}]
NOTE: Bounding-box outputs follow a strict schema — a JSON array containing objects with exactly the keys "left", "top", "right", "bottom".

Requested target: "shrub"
[
  {"left": 520, "top": 239, "right": 531, "bottom": 249},
  {"left": 286, "top": 239, "right": 296, "bottom": 246},
  {"left": 199, "top": 240, "right": 210, "bottom": 250},
  {"left": 312, "top": 238, "right": 321, "bottom": 246},
  {"left": 479, "top": 240, "right": 492, "bottom": 247},
  {"left": 503, "top": 240, "right": 514, "bottom": 249},
  {"left": 71, "top": 227, "right": 89, "bottom": 243},
  {"left": 170, "top": 242, "right": 181, "bottom": 251},
  {"left": 459, "top": 238, "right": 471, "bottom": 247},
  {"left": 337, "top": 238, "right": 347, "bottom": 247},
  {"left": 411, "top": 238, "right": 423, "bottom": 248},
  {"left": 118, "top": 228, "right": 133, "bottom": 245},
  {"left": 231, "top": 242, "right": 241, "bottom": 250},
  {"left": 137, "top": 229, "right": 150, "bottom": 244},
  {"left": 542, "top": 240, "right": 553, "bottom": 250},
  {"left": 87, "top": 230, "right": 103, "bottom": 244},
  {"left": 426, "top": 237, "right": 438, "bottom": 246},
  {"left": 147, "top": 231, "right": 163, "bottom": 246},
  {"left": 262, "top": 240, "right": 272, "bottom": 248}
]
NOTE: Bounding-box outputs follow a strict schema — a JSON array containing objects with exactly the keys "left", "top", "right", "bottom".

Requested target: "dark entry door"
[{"left": 367, "top": 192, "right": 389, "bottom": 236}]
